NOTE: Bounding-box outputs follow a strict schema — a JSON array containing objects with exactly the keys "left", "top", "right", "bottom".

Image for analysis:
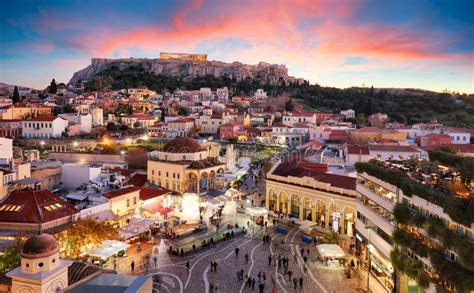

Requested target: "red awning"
[{"left": 143, "top": 202, "right": 172, "bottom": 214}]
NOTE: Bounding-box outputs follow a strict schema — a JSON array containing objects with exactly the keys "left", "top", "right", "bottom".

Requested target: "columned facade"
[{"left": 266, "top": 179, "right": 356, "bottom": 236}]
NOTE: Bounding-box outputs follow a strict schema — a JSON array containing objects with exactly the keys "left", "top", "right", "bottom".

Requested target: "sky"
[{"left": 0, "top": 0, "right": 473, "bottom": 93}]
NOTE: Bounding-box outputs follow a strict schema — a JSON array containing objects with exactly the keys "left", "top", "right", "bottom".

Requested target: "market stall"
[
  {"left": 299, "top": 220, "right": 318, "bottom": 235},
  {"left": 316, "top": 244, "right": 346, "bottom": 266},
  {"left": 89, "top": 240, "right": 130, "bottom": 259}
]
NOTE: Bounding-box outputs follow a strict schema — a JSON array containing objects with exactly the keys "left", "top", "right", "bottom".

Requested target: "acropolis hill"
[{"left": 69, "top": 53, "right": 304, "bottom": 85}]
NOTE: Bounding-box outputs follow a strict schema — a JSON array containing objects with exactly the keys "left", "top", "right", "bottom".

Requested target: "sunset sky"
[{"left": 1, "top": 0, "right": 473, "bottom": 93}]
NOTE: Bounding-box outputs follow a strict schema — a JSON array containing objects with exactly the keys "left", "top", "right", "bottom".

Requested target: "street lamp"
[
  {"left": 120, "top": 150, "right": 126, "bottom": 156},
  {"left": 40, "top": 141, "right": 45, "bottom": 146},
  {"left": 73, "top": 141, "right": 78, "bottom": 148}
]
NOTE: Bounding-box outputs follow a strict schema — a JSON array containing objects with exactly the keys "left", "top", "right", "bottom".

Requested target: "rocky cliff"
[{"left": 69, "top": 58, "right": 304, "bottom": 85}]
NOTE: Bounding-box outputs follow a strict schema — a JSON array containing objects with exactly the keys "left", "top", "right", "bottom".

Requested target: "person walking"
[
  {"left": 153, "top": 256, "right": 158, "bottom": 268},
  {"left": 210, "top": 261, "right": 214, "bottom": 272},
  {"left": 213, "top": 261, "right": 218, "bottom": 272},
  {"left": 262, "top": 271, "right": 266, "bottom": 282},
  {"left": 268, "top": 254, "right": 272, "bottom": 266},
  {"left": 131, "top": 261, "right": 135, "bottom": 273},
  {"left": 294, "top": 252, "right": 298, "bottom": 263},
  {"left": 292, "top": 277, "right": 298, "bottom": 290},
  {"left": 259, "top": 283, "right": 265, "bottom": 293},
  {"left": 299, "top": 276, "right": 303, "bottom": 289},
  {"left": 186, "top": 261, "right": 190, "bottom": 272},
  {"left": 251, "top": 278, "right": 255, "bottom": 291},
  {"left": 287, "top": 270, "right": 293, "bottom": 281},
  {"left": 245, "top": 252, "right": 249, "bottom": 264},
  {"left": 235, "top": 247, "right": 240, "bottom": 258}
]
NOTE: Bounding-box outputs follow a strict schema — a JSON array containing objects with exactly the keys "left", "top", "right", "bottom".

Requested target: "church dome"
[
  {"left": 162, "top": 137, "right": 204, "bottom": 153},
  {"left": 22, "top": 234, "right": 59, "bottom": 259}
]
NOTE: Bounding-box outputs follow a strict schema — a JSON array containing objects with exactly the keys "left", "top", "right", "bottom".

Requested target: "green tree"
[
  {"left": 49, "top": 79, "right": 57, "bottom": 94},
  {"left": 0, "top": 239, "right": 24, "bottom": 273},
  {"left": 63, "top": 104, "right": 77, "bottom": 113},
  {"left": 284, "top": 99, "right": 295, "bottom": 111},
  {"left": 12, "top": 86, "right": 20, "bottom": 103},
  {"left": 323, "top": 230, "right": 339, "bottom": 244}
]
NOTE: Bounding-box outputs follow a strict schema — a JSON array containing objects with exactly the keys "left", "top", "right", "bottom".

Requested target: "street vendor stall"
[
  {"left": 118, "top": 224, "right": 149, "bottom": 240},
  {"left": 316, "top": 244, "right": 346, "bottom": 266},
  {"left": 245, "top": 206, "right": 268, "bottom": 225},
  {"left": 299, "top": 220, "right": 318, "bottom": 235},
  {"left": 89, "top": 240, "right": 130, "bottom": 259}
]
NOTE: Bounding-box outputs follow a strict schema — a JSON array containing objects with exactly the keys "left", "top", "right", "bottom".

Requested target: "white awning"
[
  {"left": 89, "top": 240, "right": 130, "bottom": 259},
  {"left": 65, "top": 193, "right": 89, "bottom": 201},
  {"left": 316, "top": 244, "right": 345, "bottom": 258},
  {"left": 245, "top": 207, "right": 268, "bottom": 216},
  {"left": 118, "top": 224, "right": 148, "bottom": 240}
]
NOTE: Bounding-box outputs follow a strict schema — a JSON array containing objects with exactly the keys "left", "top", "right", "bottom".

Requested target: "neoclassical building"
[
  {"left": 147, "top": 137, "right": 226, "bottom": 193},
  {"left": 266, "top": 157, "right": 357, "bottom": 236}
]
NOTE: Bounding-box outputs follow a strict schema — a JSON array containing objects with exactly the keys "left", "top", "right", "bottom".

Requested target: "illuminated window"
[{"left": 0, "top": 204, "right": 23, "bottom": 212}]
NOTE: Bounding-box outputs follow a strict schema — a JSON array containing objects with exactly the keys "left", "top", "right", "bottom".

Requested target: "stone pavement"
[{"left": 130, "top": 222, "right": 389, "bottom": 293}]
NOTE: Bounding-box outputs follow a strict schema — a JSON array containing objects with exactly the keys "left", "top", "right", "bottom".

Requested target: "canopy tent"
[
  {"left": 129, "top": 217, "right": 156, "bottom": 227},
  {"left": 299, "top": 220, "right": 318, "bottom": 233},
  {"left": 225, "top": 188, "right": 240, "bottom": 198},
  {"left": 89, "top": 240, "right": 130, "bottom": 259},
  {"left": 316, "top": 244, "right": 346, "bottom": 258},
  {"left": 118, "top": 224, "right": 148, "bottom": 240},
  {"left": 207, "top": 198, "right": 223, "bottom": 206},
  {"left": 245, "top": 207, "right": 269, "bottom": 217},
  {"left": 142, "top": 202, "right": 173, "bottom": 215}
]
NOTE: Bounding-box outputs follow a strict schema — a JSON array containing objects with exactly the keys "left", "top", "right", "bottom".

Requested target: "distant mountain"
[{"left": 0, "top": 82, "right": 37, "bottom": 94}]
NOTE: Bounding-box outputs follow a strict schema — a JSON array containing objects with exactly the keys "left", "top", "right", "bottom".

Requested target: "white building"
[
  {"left": 21, "top": 116, "right": 68, "bottom": 138},
  {"left": 61, "top": 163, "right": 101, "bottom": 190},
  {"left": 59, "top": 113, "right": 92, "bottom": 134},
  {"left": 282, "top": 111, "right": 317, "bottom": 126},
  {"left": 271, "top": 124, "right": 309, "bottom": 146},
  {"left": 446, "top": 128, "right": 471, "bottom": 144},
  {"left": 0, "top": 137, "right": 13, "bottom": 165},
  {"left": 167, "top": 118, "right": 195, "bottom": 137},
  {"left": 340, "top": 109, "right": 355, "bottom": 119},
  {"left": 254, "top": 89, "right": 267, "bottom": 100},
  {"left": 196, "top": 113, "right": 229, "bottom": 134},
  {"left": 90, "top": 106, "right": 104, "bottom": 126},
  {"left": 216, "top": 87, "right": 229, "bottom": 103}
]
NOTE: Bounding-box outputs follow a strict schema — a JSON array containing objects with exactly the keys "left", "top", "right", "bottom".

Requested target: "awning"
[
  {"left": 142, "top": 202, "right": 173, "bottom": 214},
  {"left": 316, "top": 244, "right": 345, "bottom": 258},
  {"left": 118, "top": 225, "right": 148, "bottom": 240},
  {"left": 207, "top": 198, "right": 222, "bottom": 206},
  {"left": 129, "top": 217, "right": 156, "bottom": 227},
  {"left": 245, "top": 207, "right": 268, "bottom": 217},
  {"left": 89, "top": 240, "right": 130, "bottom": 259}
]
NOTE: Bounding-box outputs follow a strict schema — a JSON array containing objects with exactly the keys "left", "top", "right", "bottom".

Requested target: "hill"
[{"left": 70, "top": 58, "right": 474, "bottom": 128}]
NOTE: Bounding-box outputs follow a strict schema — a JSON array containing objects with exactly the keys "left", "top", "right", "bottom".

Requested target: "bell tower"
[{"left": 7, "top": 234, "right": 72, "bottom": 293}]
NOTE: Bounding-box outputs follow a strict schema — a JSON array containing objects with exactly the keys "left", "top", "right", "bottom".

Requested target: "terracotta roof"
[
  {"left": 127, "top": 174, "right": 148, "bottom": 187},
  {"left": 0, "top": 190, "right": 78, "bottom": 224},
  {"left": 68, "top": 261, "right": 115, "bottom": 286},
  {"left": 139, "top": 187, "right": 170, "bottom": 201},
  {"left": 272, "top": 160, "right": 356, "bottom": 190},
  {"left": 171, "top": 118, "right": 195, "bottom": 123},
  {"left": 347, "top": 145, "right": 370, "bottom": 155},
  {"left": 103, "top": 186, "right": 140, "bottom": 199},
  {"left": 163, "top": 137, "right": 204, "bottom": 153}
]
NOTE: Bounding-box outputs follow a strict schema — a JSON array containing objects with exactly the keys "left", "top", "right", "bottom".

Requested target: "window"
[
  {"left": 152, "top": 170, "right": 155, "bottom": 175},
  {"left": 133, "top": 197, "right": 137, "bottom": 205},
  {"left": 127, "top": 199, "right": 130, "bottom": 207}
]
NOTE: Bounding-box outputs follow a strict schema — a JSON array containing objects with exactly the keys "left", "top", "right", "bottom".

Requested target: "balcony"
[{"left": 357, "top": 183, "right": 396, "bottom": 212}]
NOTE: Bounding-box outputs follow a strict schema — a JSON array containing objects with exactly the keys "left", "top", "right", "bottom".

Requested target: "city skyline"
[{"left": 1, "top": 0, "right": 473, "bottom": 93}]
